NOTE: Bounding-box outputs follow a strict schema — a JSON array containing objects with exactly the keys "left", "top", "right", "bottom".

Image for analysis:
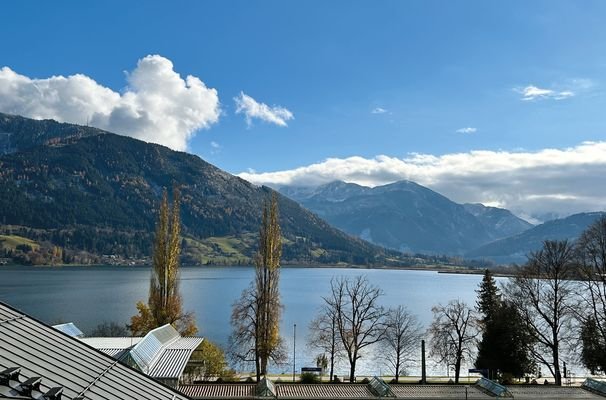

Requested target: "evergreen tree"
[
  {"left": 475, "top": 301, "right": 534, "bottom": 380},
  {"left": 130, "top": 187, "right": 197, "bottom": 336},
  {"left": 580, "top": 317, "right": 606, "bottom": 374},
  {"left": 476, "top": 269, "right": 500, "bottom": 323},
  {"left": 577, "top": 216, "right": 606, "bottom": 374},
  {"left": 475, "top": 269, "right": 533, "bottom": 380}
]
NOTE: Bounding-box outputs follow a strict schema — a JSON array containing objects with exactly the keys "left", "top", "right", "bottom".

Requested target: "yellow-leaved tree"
[
  {"left": 130, "top": 187, "right": 197, "bottom": 336},
  {"left": 229, "top": 193, "right": 286, "bottom": 380}
]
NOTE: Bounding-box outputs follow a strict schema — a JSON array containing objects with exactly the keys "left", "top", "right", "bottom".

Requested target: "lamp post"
[{"left": 293, "top": 323, "right": 297, "bottom": 382}]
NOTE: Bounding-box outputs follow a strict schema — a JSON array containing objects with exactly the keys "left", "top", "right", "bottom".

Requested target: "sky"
[{"left": 1, "top": 1, "right": 606, "bottom": 221}]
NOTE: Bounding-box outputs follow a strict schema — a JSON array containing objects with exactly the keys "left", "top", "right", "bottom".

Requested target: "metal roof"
[
  {"left": 277, "top": 383, "right": 375, "bottom": 399},
  {"left": 180, "top": 381, "right": 606, "bottom": 400},
  {"left": 52, "top": 322, "right": 84, "bottom": 338},
  {"left": 82, "top": 326, "right": 203, "bottom": 380},
  {"left": 0, "top": 301, "right": 191, "bottom": 400},
  {"left": 131, "top": 324, "right": 182, "bottom": 373},
  {"left": 179, "top": 384, "right": 255, "bottom": 399},
  {"left": 79, "top": 337, "right": 143, "bottom": 358}
]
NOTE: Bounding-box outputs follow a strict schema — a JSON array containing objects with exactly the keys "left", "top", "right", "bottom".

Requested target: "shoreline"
[{"left": 0, "top": 261, "right": 495, "bottom": 275}]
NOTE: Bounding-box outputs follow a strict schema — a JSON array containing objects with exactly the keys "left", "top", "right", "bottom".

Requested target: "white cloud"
[
  {"left": 371, "top": 107, "right": 387, "bottom": 114},
  {"left": 234, "top": 92, "right": 293, "bottom": 127},
  {"left": 456, "top": 127, "right": 477, "bottom": 134},
  {"left": 516, "top": 85, "right": 575, "bottom": 101},
  {"left": 210, "top": 141, "right": 220, "bottom": 149},
  {"left": 238, "top": 141, "right": 606, "bottom": 218},
  {"left": 0, "top": 55, "right": 220, "bottom": 151}
]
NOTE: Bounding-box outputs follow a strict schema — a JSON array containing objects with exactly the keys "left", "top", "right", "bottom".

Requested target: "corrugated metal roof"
[
  {"left": 0, "top": 301, "right": 191, "bottom": 400},
  {"left": 507, "top": 386, "right": 604, "bottom": 399},
  {"left": 179, "top": 384, "right": 256, "bottom": 399},
  {"left": 52, "top": 322, "right": 84, "bottom": 338},
  {"left": 179, "top": 382, "right": 605, "bottom": 400},
  {"left": 130, "top": 324, "right": 181, "bottom": 373},
  {"left": 278, "top": 384, "right": 375, "bottom": 399},
  {"left": 82, "top": 327, "right": 203, "bottom": 380},
  {"left": 391, "top": 384, "right": 491, "bottom": 399}
]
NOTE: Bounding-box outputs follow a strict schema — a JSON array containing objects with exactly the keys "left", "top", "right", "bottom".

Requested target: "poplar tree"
[
  {"left": 229, "top": 193, "right": 286, "bottom": 380},
  {"left": 130, "top": 187, "right": 197, "bottom": 336},
  {"left": 255, "top": 193, "right": 284, "bottom": 377}
]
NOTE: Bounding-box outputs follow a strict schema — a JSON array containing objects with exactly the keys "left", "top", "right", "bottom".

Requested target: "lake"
[{"left": 0, "top": 265, "right": 507, "bottom": 376}]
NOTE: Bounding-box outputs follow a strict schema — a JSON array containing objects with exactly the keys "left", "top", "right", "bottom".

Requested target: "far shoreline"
[{"left": 0, "top": 262, "right": 511, "bottom": 276}]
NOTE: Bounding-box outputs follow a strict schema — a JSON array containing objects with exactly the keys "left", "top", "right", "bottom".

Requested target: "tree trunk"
[
  {"left": 329, "top": 351, "right": 335, "bottom": 383},
  {"left": 454, "top": 352, "right": 462, "bottom": 384},
  {"left": 350, "top": 357, "right": 357, "bottom": 383},
  {"left": 553, "top": 346, "right": 561, "bottom": 386},
  {"left": 394, "top": 361, "right": 400, "bottom": 383},
  {"left": 256, "top": 359, "right": 260, "bottom": 381}
]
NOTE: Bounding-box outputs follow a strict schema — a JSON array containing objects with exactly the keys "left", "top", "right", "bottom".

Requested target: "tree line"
[
  {"left": 122, "top": 185, "right": 606, "bottom": 384},
  {"left": 300, "top": 216, "right": 606, "bottom": 385}
]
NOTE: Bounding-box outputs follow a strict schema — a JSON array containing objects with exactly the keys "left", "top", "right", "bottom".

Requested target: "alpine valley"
[
  {"left": 0, "top": 113, "right": 404, "bottom": 267},
  {"left": 1, "top": 113, "right": 603, "bottom": 267}
]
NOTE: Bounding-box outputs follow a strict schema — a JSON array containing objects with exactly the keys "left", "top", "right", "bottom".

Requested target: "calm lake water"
[{"left": 0, "top": 265, "right": 508, "bottom": 376}]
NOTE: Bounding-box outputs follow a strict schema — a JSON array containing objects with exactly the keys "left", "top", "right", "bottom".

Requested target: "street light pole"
[{"left": 293, "top": 323, "right": 297, "bottom": 382}]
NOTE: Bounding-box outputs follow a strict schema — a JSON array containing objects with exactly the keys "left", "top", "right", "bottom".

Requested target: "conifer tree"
[
  {"left": 475, "top": 269, "right": 533, "bottom": 380},
  {"left": 476, "top": 269, "right": 500, "bottom": 323}
]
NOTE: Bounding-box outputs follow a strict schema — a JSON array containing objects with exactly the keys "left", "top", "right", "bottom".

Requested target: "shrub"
[{"left": 300, "top": 372, "right": 321, "bottom": 384}]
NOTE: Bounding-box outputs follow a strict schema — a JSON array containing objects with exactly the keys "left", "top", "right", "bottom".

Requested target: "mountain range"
[
  {"left": 279, "top": 180, "right": 533, "bottom": 255},
  {"left": 0, "top": 113, "right": 406, "bottom": 266},
  {"left": 2, "top": 112, "right": 603, "bottom": 267},
  {"left": 467, "top": 211, "right": 606, "bottom": 263}
]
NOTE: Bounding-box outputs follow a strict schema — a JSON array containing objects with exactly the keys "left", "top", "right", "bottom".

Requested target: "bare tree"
[
  {"left": 307, "top": 304, "right": 344, "bottom": 381},
  {"left": 229, "top": 285, "right": 259, "bottom": 371},
  {"left": 576, "top": 216, "right": 606, "bottom": 373},
  {"left": 324, "top": 275, "right": 387, "bottom": 382},
  {"left": 380, "top": 305, "right": 422, "bottom": 382},
  {"left": 429, "top": 300, "right": 477, "bottom": 384},
  {"left": 504, "top": 240, "right": 576, "bottom": 386}
]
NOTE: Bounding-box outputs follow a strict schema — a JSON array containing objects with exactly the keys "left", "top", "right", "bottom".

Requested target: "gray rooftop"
[
  {"left": 180, "top": 381, "right": 606, "bottom": 400},
  {"left": 81, "top": 324, "right": 203, "bottom": 380},
  {"left": 0, "top": 301, "right": 191, "bottom": 400}
]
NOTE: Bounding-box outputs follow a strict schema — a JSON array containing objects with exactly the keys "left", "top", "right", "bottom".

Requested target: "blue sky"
[{"left": 2, "top": 1, "right": 606, "bottom": 219}]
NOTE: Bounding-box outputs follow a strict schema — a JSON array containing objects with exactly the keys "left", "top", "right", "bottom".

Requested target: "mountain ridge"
[
  {"left": 0, "top": 113, "right": 407, "bottom": 266},
  {"left": 466, "top": 211, "right": 606, "bottom": 263},
  {"left": 279, "top": 180, "right": 533, "bottom": 255}
]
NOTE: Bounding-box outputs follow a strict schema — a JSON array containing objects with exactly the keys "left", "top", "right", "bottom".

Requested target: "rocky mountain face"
[
  {"left": 0, "top": 113, "right": 402, "bottom": 266},
  {"left": 279, "top": 180, "right": 533, "bottom": 255}
]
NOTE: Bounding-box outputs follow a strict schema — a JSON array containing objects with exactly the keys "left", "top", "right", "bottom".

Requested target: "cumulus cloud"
[
  {"left": 371, "top": 107, "right": 387, "bottom": 114},
  {"left": 238, "top": 141, "right": 606, "bottom": 219},
  {"left": 456, "top": 127, "right": 477, "bottom": 134},
  {"left": 516, "top": 85, "right": 574, "bottom": 101},
  {"left": 234, "top": 92, "right": 293, "bottom": 127},
  {"left": 0, "top": 55, "right": 220, "bottom": 150}
]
